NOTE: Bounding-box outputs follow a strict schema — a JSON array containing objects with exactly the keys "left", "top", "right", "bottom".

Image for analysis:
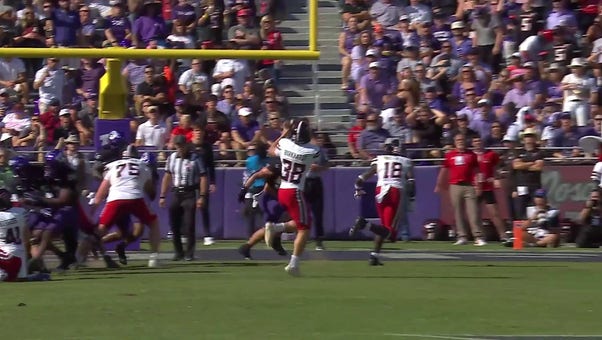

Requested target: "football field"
[{"left": 2, "top": 241, "right": 602, "bottom": 340}]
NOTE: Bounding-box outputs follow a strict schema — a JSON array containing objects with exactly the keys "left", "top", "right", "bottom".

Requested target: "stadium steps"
[{"left": 279, "top": 0, "right": 350, "bottom": 137}]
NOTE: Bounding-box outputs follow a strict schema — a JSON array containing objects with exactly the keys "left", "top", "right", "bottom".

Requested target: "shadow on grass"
[{"left": 455, "top": 264, "right": 570, "bottom": 268}]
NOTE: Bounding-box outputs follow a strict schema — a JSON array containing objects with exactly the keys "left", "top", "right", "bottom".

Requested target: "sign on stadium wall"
[{"left": 439, "top": 165, "right": 596, "bottom": 224}]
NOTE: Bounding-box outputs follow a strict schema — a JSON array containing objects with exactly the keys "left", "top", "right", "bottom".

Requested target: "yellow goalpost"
[{"left": 0, "top": 0, "right": 320, "bottom": 119}]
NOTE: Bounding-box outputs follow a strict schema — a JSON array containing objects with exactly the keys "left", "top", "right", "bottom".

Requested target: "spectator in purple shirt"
[
  {"left": 172, "top": 0, "right": 197, "bottom": 32},
  {"left": 231, "top": 106, "right": 260, "bottom": 161},
  {"left": 358, "top": 61, "right": 395, "bottom": 110},
  {"left": 551, "top": 112, "right": 584, "bottom": 158},
  {"left": 132, "top": 2, "right": 166, "bottom": 47},
  {"left": 357, "top": 112, "right": 391, "bottom": 160},
  {"left": 103, "top": 1, "right": 131, "bottom": 47},
  {"left": 50, "top": 0, "right": 81, "bottom": 47},
  {"left": 449, "top": 21, "right": 472, "bottom": 60},
  {"left": 77, "top": 58, "right": 105, "bottom": 99},
  {"left": 546, "top": 0, "right": 577, "bottom": 32},
  {"left": 469, "top": 98, "right": 497, "bottom": 140},
  {"left": 522, "top": 62, "right": 545, "bottom": 106},
  {"left": 542, "top": 62, "right": 564, "bottom": 105},
  {"left": 502, "top": 75, "right": 535, "bottom": 109}
]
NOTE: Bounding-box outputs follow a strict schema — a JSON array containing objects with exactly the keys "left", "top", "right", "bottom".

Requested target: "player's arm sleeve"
[
  {"left": 592, "top": 162, "right": 602, "bottom": 184},
  {"left": 164, "top": 154, "right": 172, "bottom": 174}
]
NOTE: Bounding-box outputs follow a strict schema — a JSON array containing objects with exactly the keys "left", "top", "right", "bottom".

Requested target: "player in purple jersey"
[{"left": 237, "top": 160, "right": 288, "bottom": 259}]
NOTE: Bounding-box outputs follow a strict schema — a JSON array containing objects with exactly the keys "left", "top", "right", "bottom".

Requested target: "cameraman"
[
  {"left": 521, "top": 189, "right": 560, "bottom": 248},
  {"left": 577, "top": 189, "right": 602, "bottom": 248}
]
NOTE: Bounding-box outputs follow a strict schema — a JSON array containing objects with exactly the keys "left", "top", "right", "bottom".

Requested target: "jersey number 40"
[{"left": 3, "top": 226, "right": 21, "bottom": 245}]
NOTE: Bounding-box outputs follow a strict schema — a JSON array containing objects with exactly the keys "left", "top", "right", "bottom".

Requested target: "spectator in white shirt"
[
  {"left": 1, "top": 103, "right": 31, "bottom": 147},
  {"left": 135, "top": 105, "right": 167, "bottom": 149},
  {"left": 561, "top": 58, "right": 596, "bottom": 127},
  {"left": 33, "top": 57, "right": 65, "bottom": 113},
  {"left": 178, "top": 58, "right": 209, "bottom": 95},
  {"left": 212, "top": 57, "right": 251, "bottom": 95},
  {"left": 0, "top": 57, "right": 28, "bottom": 102}
]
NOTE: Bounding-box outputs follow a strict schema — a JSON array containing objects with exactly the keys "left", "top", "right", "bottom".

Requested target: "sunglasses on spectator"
[{"left": 269, "top": 117, "right": 279, "bottom": 121}]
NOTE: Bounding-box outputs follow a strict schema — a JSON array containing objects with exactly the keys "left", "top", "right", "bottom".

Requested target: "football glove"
[{"left": 238, "top": 187, "right": 247, "bottom": 203}]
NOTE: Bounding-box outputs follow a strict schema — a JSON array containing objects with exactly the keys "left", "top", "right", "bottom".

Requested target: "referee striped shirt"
[{"left": 165, "top": 152, "right": 207, "bottom": 188}]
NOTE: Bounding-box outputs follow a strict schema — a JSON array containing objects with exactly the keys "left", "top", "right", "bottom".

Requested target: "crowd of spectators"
[
  {"left": 343, "top": 0, "right": 602, "bottom": 162},
  {"left": 0, "top": 0, "right": 291, "bottom": 163}
]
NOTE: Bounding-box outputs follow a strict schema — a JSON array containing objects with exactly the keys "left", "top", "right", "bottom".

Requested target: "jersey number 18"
[{"left": 384, "top": 162, "right": 403, "bottom": 179}]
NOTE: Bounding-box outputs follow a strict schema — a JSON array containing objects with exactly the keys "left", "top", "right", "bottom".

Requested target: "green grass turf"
[{"left": 2, "top": 260, "right": 602, "bottom": 340}]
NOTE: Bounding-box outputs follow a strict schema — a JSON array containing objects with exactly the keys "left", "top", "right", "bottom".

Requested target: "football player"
[
  {"left": 0, "top": 188, "right": 50, "bottom": 282},
  {"left": 237, "top": 160, "right": 288, "bottom": 259},
  {"left": 100, "top": 151, "right": 158, "bottom": 265},
  {"left": 264, "top": 119, "right": 320, "bottom": 276},
  {"left": 349, "top": 138, "right": 414, "bottom": 265},
  {"left": 24, "top": 150, "right": 79, "bottom": 271},
  {"left": 92, "top": 145, "right": 161, "bottom": 267}
]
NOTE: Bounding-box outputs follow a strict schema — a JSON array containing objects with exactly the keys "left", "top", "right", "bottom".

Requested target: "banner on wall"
[{"left": 438, "top": 165, "right": 596, "bottom": 224}]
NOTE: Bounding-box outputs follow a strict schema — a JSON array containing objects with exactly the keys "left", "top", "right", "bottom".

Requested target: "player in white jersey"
[
  {"left": 0, "top": 188, "right": 50, "bottom": 282},
  {"left": 92, "top": 145, "right": 161, "bottom": 267},
  {"left": 349, "top": 138, "right": 415, "bottom": 265},
  {"left": 264, "top": 119, "right": 320, "bottom": 276}
]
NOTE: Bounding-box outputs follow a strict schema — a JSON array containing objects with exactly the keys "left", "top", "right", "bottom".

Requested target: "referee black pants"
[
  {"left": 169, "top": 191, "right": 197, "bottom": 258},
  {"left": 199, "top": 194, "right": 212, "bottom": 237},
  {"left": 305, "top": 177, "right": 324, "bottom": 240}
]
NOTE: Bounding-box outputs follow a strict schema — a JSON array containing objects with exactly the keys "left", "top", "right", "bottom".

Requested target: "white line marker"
[{"left": 383, "top": 334, "right": 487, "bottom": 340}]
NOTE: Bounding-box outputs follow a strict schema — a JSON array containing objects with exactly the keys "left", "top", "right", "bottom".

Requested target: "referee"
[
  {"left": 159, "top": 135, "right": 208, "bottom": 261},
  {"left": 305, "top": 133, "right": 330, "bottom": 250},
  {"left": 191, "top": 121, "right": 217, "bottom": 246}
]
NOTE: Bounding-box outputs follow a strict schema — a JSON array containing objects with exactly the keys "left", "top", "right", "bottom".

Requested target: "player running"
[
  {"left": 264, "top": 119, "right": 320, "bottom": 276},
  {"left": 349, "top": 138, "right": 415, "bottom": 265},
  {"left": 92, "top": 145, "right": 161, "bottom": 267},
  {"left": 237, "top": 160, "right": 288, "bottom": 259},
  {"left": 100, "top": 151, "right": 159, "bottom": 265},
  {"left": 0, "top": 188, "right": 50, "bottom": 282}
]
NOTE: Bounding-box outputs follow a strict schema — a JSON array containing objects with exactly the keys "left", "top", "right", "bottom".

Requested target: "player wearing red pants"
[{"left": 349, "top": 138, "right": 415, "bottom": 265}]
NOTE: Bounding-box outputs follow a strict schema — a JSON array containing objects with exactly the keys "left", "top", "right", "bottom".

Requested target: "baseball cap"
[
  {"left": 86, "top": 92, "right": 98, "bottom": 100},
  {"left": 524, "top": 113, "right": 536, "bottom": 122},
  {"left": 0, "top": 88, "right": 7, "bottom": 96},
  {"left": 457, "top": 113, "right": 468, "bottom": 121},
  {"left": 477, "top": 98, "right": 490, "bottom": 106},
  {"left": 369, "top": 61, "right": 380, "bottom": 69},
  {"left": 59, "top": 108, "right": 70, "bottom": 116},
  {"left": 175, "top": 98, "right": 185, "bottom": 106},
  {"left": 147, "top": 105, "right": 159, "bottom": 113},
  {"left": 560, "top": 112, "right": 572, "bottom": 120},
  {"left": 238, "top": 107, "right": 252, "bottom": 116},
  {"left": 451, "top": 21, "right": 465, "bottom": 30},
  {"left": 109, "top": 0, "right": 122, "bottom": 5},
  {"left": 237, "top": 8, "right": 251, "bottom": 17},
  {"left": 534, "top": 188, "right": 547, "bottom": 198},
  {"left": 523, "top": 61, "right": 536, "bottom": 68},
  {"left": 399, "top": 15, "right": 409, "bottom": 21},
  {"left": 365, "top": 48, "right": 378, "bottom": 57}
]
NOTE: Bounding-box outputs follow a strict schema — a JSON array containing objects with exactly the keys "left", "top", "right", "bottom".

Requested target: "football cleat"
[
  {"left": 271, "top": 236, "right": 287, "bottom": 256},
  {"left": 238, "top": 244, "right": 252, "bottom": 260},
  {"left": 369, "top": 254, "right": 384, "bottom": 266},
  {"left": 103, "top": 255, "right": 120, "bottom": 269},
  {"left": 115, "top": 242, "right": 127, "bottom": 265},
  {"left": 285, "top": 264, "right": 301, "bottom": 277},
  {"left": 349, "top": 217, "right": 368, "bottom": 237}
]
